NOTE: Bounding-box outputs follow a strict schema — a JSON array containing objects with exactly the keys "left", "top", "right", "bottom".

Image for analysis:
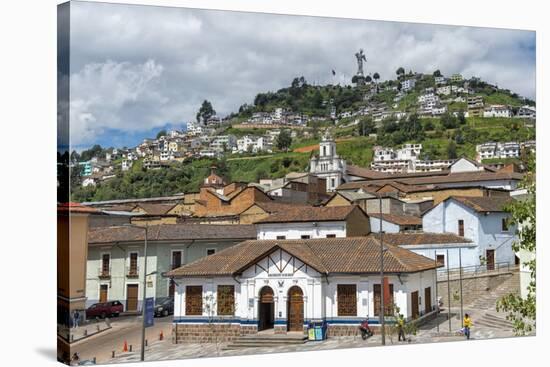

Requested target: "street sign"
[{"left": 144, "top": 297, "right": 155, "bottom": 328}]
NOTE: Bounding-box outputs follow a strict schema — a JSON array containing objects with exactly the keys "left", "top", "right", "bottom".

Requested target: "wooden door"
[
  {"left": 424, "top": 287, "right": 432, "bottom": 313},
  {"left": 99, "top": 284, "right": 108, "bottom": 303},
  {"left": 258, "top": 286, "right": 274, "bottom": 331},
  {"left": 411, "top": 291, "right": 419, "bottom": 319},
  {"left": 287, "top": 286, "right": 304, "bottom": 332},
  {"left": 126, "top": 284, "right": 139, "bottom": 311},
  {"left": 486, "top": 249, "right": 495, "bottom": 271}
]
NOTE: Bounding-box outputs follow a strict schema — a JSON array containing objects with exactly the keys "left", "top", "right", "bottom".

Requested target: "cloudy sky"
[{"left": 67, "top": 1, "right": 536, "bottom": 150}]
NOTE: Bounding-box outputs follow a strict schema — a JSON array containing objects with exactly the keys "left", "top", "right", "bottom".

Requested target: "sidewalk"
[
  {"left": 58, "top": 319, "right": 112, "bottom": 343},
  {"left": 108, "top": 311, "right": 522, "bottom": 364}
]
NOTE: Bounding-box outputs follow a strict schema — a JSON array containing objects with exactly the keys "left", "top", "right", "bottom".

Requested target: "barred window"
[
  {"left": 185, "top": 286, "right": 203, "bottom": 316},
  {"left": 217, "top": 285, "right": 235, "bottom": 316},
  {"left": 373, "top": 284, "right": 395, "bottom": 316},
  {"left": 337, "top": 284, "right": 357, "bottom": 316}
]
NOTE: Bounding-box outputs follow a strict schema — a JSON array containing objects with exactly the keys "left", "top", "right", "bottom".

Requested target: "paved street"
[
  {"left": 71, "top": 315, "right": 172, "bottom": 364},
  {"left": 106, "top": 308, "right": 532, "bottom": 364}
]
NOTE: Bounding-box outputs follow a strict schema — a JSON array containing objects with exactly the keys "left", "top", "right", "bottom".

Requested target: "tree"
[
  {"left": 276, "top": 130, "right": 292, "bottom": 151},
  {"left": 358, "top": 117, "right": 375, "bottom": 136},
  {"left": 457, "top": 110, "right": 466, "bottom": 125},
  {"left": 365, "top": 75, "right": 372, "bottom": 83},
  {"left": 497, "top": 156, "right": 536, "bottom": 335},
  {"left": 156, "top": 130, "right": 167, "bottom": 139},
  {"left": 196, "top": 100, "right": 216, "bottom": 123},
  {"left": 440, "top": 112, "right": 458, "bottom": 129},
  {"left": 396, "top": 67, "right": 405, "bottom": 80},
  {"left": 373, "top": 72, "right": 380, "bottom": 83},
  {"left": 433, "top": 69, "right": 442, "bottom": 77},
  {"left": 446, "top": 140, "right": 457, "bottom": 159}
]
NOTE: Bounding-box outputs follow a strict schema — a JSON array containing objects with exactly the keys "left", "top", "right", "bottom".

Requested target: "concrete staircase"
[
  {"left": 474, "top": 312, "right": 515, "bottom": 331},
  {"left": 466, "top": 271, "right": 520, "bottom": 311},
  {"left": 223, "top": 332, "right": 308, "bottom": 350}
]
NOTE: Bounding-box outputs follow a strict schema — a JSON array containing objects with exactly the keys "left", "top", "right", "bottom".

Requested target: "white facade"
[
  {"left": 256, "top": 221, "right": 347, "bottom": 240},
  {"left": 516, "top": 105, "right": 536, "bottom": 119},
  {"left": 422, "top": 199, "right": 517, "bottom": 268},
  {"left": 401, "top": 79, "right": 416, "bottom": 92},
  {"left": 309, "top": 135, "right": 346, "bottom": 192},
  {"left": 234, "top": 136, "right": 271, "bottom": 154},
  {"left": 483, "top": 105, "right": 512, "bottom": 118},
  {"left": 173, "top": 249, "right": 437, "bottom": 326},
  {"left": 369, "top": 218, "right": 400, "bottom": 233}
]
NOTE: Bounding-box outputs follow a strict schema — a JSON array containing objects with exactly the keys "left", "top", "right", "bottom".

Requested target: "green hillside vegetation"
[{"left": 70, "top": 71, "right": 535, "bottom": 202}]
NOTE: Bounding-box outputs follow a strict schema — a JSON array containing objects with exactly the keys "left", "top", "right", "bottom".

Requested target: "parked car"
[
  {"left": 86, "top": 301, "right": 124, "bottom": 319},
  {"left": 154, "top": 297, "right": 174, "bottom": 317}
]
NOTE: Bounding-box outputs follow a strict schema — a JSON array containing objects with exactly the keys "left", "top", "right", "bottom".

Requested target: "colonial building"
[
  {"left": 86, "top": 224, "right": 256, "bottom": 311},
  {"left": 309, "top": 134, "right": 347, "bottom": 192},
  {"left": 422, "top": 196, "right": 517, "bottom": 268},
  {"left": 255, "top": 205, "right": 370, "bottom": 240},
  {"left": 167, "top": 237, "right": 440, "bottom": 342}
]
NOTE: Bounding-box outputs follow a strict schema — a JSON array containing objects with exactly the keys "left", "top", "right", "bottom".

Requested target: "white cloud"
[{"left": 68, "top": 2, "right": 536, "bottom": 148}]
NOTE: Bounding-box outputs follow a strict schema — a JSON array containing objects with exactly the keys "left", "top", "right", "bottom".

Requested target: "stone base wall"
[
  {"left": 172, "top": 324, "right": 258, "bottom": 344},
  {"left": 437, "top": 272, "right": 516, "bottom": 307},
  {"left": 274, "top": 325, "right": 287, "bottom": 334},
  {"left": 327, "top": 325, "right": 360, "bottom": 337}
]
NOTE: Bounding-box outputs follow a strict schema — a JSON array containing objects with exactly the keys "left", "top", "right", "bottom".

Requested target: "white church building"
[
  {"left": 167, "top": 237, "right": 439, "bottom": 343},
  {"left": 309, "top": 135, "right": 347, "bottom": 192}
]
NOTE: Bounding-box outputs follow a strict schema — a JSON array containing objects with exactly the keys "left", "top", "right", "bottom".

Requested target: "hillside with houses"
[{"left": 65, "top": 69, "right": 535, "bottom": 203}]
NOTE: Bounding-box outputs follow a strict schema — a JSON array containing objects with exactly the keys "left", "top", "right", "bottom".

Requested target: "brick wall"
[
  {"left": 327, "top": 325, "right": 360, "bottom": 337},
  {"left": 172, "top": 324, "right": 258, "bottom": 344}
]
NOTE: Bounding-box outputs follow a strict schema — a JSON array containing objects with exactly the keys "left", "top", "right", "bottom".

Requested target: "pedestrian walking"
[
  {"left": 397, "top": 314, "right": 406, "bottom": 342},
  {"left": 463, "top": 313, "right": 473, "bottom": 340},
  {"left": 73, "top": 310, "right": 80, "bottom": 329}
]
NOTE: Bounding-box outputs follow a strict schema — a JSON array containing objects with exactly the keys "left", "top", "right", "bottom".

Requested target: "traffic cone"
[
  {"left": 123, "top": 340, "right": 128, "bottom": 352},
  {"left": 159, "top": 330, "right": 164, "bottom": 341}
]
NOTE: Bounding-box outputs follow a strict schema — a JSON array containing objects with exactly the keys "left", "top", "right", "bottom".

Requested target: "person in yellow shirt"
[
  {"left": 463, "top": 313, "right": 473, "bottom": 340},
  {"left": 397, "top": 314, "right": 406, "bottom": 341}
]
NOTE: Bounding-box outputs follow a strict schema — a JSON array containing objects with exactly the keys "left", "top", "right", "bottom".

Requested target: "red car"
[{"left": 86, "top": 301, "right": 123, "bottom": 319}]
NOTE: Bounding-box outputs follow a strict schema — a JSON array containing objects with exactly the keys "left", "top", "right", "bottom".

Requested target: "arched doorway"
[
  {"left": 287, "top": 286, "right": 304, "bottom": 332},
  {"left": 258, "top": 286, "right": 275, "bottom": 331}
]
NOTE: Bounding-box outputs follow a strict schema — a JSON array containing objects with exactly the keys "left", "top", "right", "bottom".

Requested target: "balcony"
[
  {"left": 98, "top": 267, "right": 111, "bottom": 279},
  {"left": 127, "top": 266, "right": 140, "bottom": 278}
]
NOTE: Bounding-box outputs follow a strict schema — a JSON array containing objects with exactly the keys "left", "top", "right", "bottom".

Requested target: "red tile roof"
[
  {"left": 166, "top": 237, "right": 440, "bottom": 277},
  {"left": 448, "top": 196, "right": 514, "bottom": 212},
  {"left": 255, "top": 205, "right": 362, "bottom": 224},
  {"left": 88, "top": 224, "right": 257, "bottom": 244},
  {"left": 57, "top": 202, "right": 101, "bottom": 214},
  {"left": 368, "top": 213, "right": 422, "bottom": 226}
]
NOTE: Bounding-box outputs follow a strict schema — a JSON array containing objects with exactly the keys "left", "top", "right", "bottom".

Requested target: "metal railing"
[
  {"left": 98, "top": 267, "right": 111, "bottom": 279},
  {"left": 127, "top": 266, "right": 140, "bottom": 278},
  {"left": 437, "top": 261, "right": 516, "bottom": 281}
]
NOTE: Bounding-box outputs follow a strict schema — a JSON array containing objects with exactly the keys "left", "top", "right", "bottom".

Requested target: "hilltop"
[{"left": 68, "top": 70, "right": 535, "bottom": 202}]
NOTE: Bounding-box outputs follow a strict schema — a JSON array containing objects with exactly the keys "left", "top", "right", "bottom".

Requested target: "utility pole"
[
  {"left": 446, "top": 249, "right": 451, "bottom": 332},
  {"left": 379, "top": 193, "right": 385, "bottom": 345},
  {"left": 459, "top": 248, "right": 464, "bottom": 327},
  {"left": 140, "top": 223, "right": 148, "bottom": 362},
  {"left": 434, "top": 250, "right": 439, "bottom": 333}
]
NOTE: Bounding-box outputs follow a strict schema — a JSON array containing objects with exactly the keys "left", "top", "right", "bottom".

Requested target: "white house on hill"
[{"left": 422, "top": 196, "right": 517, "bottom": 268}]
